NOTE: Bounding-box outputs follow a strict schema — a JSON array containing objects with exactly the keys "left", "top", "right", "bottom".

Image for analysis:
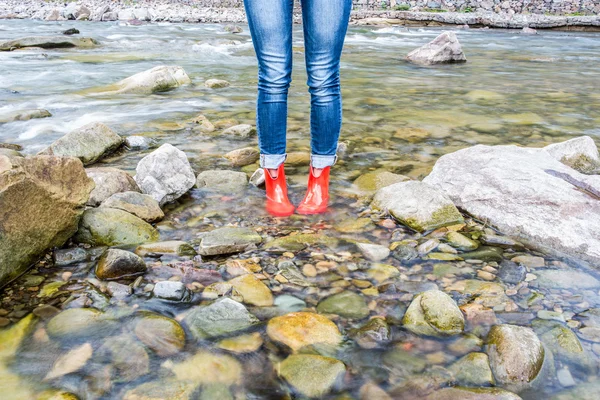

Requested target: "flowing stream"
[{"left": 1, "top": 19, "right": 600, "bottom": 400}]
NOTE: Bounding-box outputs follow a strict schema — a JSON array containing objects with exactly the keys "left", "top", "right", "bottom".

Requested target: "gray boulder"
[
  {"left": 195, "top": 170, "right": 248, "bottom": 193},
  {"left": 86, "top": 167, "right": 140, "bottom": 206},
  {"left": 39, "top": 122, "right": 123, "bottom": 166},
  {"left": 0, "top": 155, "right": 94, "bottom": 288},
  {"left": 371, "top": 181, "right": 464, "bottom": 232},
  {"left": 183, "top": 298, "right": 259, "bottom": 339},
  {"left": 423, "top": 138, "right": 600, "bottom": 266},
  {"left": 134, "top": 144, "right": 196, "bottom": 206},
  {"left": 406, "top": 31, "right": 467, "bottom": 65}
]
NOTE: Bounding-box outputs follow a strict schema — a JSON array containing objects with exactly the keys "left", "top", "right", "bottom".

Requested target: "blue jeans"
[{"left": 243, "top": 0, "right": 352, "bottom": 169}]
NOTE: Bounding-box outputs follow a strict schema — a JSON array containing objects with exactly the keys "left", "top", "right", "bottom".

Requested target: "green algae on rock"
[
  {"left": 135, "top": 240, "right": 196, "bottom": 257},
  {"left": 264, "top": 233, "right": 338, "bottom": 251},
  {"left": 197, "top": 226, "right": 262, "bottom": 256},
  {"left": 134, "top": 313, "right": 186, "bottom": 357},
  {"left": 449, "top": 352, "right": 495, "bottom": 387},
  {"left": 227, "top": 274, "right": 274, "bottom": 307},
  {"left": 75, "top": 207, "right": 159, "bottom": 246},
  {"left": 317, "top": 291, "right": 370, "bottom": 319},
  {"left": 46, "top": 308, "right": 109, "bottom": 339},
  {"left": 279, "top": 354, "right": 346, "bottom": 398},
  {"left": 184, "top": 298, "right": 259, "bottom": 340},
  {"left": 267, "top": 312, "right": 342, "bottom": 352},
  {"left": 402, "top": 290, "right": 464, "bottom": 337}
]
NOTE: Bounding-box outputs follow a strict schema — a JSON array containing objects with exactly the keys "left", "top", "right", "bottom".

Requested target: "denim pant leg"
[
  {"left": 242, "top": 0, "right": 294, "bottom": 169},
  {"left": 301, "top": 0, "right": 352, "bottom": 169}
]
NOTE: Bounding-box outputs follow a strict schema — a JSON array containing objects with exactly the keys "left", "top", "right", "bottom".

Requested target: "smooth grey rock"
[
  {"left": 153, "top": 281, "right": 191, "bottom": 302},
  {"left": 197, "top": 227, "right": 262, "bottom": 256},
  {"left": 222, "top": 124, "right": 256, "bottom": 138},
  {"left": 195, "top": 170, "right": 248, "bottom": 193},
  {"left": 356, "top": 242, "right": 390, "bottom": 261},
  {"left": 134, "top": 143, "right": 196, "bottom": 206},
  {"left": 402, "top": 289, "right": 464, "bottom": 337},
  {"left": 100, "top": 191, "right": 164, "bottom": 222},
  {"left": 371, "top": 181, "right": 464, "bottom": 232},
  {"left": 183, "top": 298, "right": 259, "bottom": 339},
  {"left": 224, "top": 147, "right": 259, "bottom": 167},
  {"left": 205, "top": 79, "right": 230, "bottom": 88},
  {"left": 106, "top": 281, "right": 132, "bottom": 299},
  {"left": 124, "top": 135, "right": 157, "bottom": 150},
  {"left": 86, "top": 167, "right": 140, "bottom": 206},
  {"left": 135, "top": 241, "right": 196, "bottom": 257},
  {"left": 0, "top": 108, "right": 51, "bottom": 123},
  {"left": 39, "top": 122, "right": 123, "bottom": 166},
  {"left": 449, "top": 352, "right": 495, "bottom": 387},
  {"left": 91, "top": 65, "right": 190, "bottom": 95},
  {"left": 534, "top": 269, "right": 600, "bottom": 290},
  {"left": 423, "top": 138, "right": 600, "bottom": 266},
  {"left": 406, "top": 31, "right": 467, "bottom": 65},
  {"left": 0, "top": 35, "right": 98, "bottom": 51},
  {"left": 74, "top": 207, "right": 159, "bottom": 246},
  {"left": 497, "top": 260, "right": 526, "bottom": 284},
  {"left": 317, "top": 291, "right": 370, "bottom": 319}
]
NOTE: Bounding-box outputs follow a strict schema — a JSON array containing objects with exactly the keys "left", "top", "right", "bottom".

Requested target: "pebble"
[
  {"left": 153, "top": 281, "right": 192, "bottom": 302},
  {"left": 302, "top": 264, "right": 317, "bottom": 277},
  {"left": 557, "top": 367, "right": 576, "bottom": 387},
  {"left": 525, "top": 273, "right": 537, "bottom": 282},
  {"left": 477, "top": 271, "right": 496, "bottom": 281},
  {"left": 0, "top": 317, "right": 10, "bottom": 327},
  {"left": 512, "top": 255, "right": 545, "bottom": 268}
]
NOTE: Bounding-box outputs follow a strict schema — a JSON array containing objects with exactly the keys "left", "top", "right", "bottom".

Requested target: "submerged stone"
[
  {"left": 75, "top": 207, "right": 159, "bottom": 246},
  {"left": 449, "top": 352, "right": 495, "bottom": 386},
  {"left": 153, "top": 281, "right": 192, "bottom": 302},
  {"left": 99, "top": 335, "right": 149, "bottom": 382},
  {"left": 353, "top": 317, "right": 391, "bottom": 349},
  {"left": 356, "top": 242, "right": 390, "bottom": 262},
  {"left": 136, "top": 241, "right": 196, "bottom": 257},
  {"left": 134, "top": 313, "right": 186, "bottom": 357},
  {"left": 217, "top": 332, "right": 263, "bottom": 354},
  {"left": 446, "top": 231, "right": 479, "bottom": 251},
  {"left": 95, "top": 248, "right": 146, "bottom": 280},
  {"left": 183, "top": 298, "right": 259, "bottom": 339},
  {"left": 279, "top": 354, "right": 346, "bottom": 398},
  {"left": 317, "top": 291, "right": 369, "bottom": 319},
  {"left": 197, "top": 226, "right": 262, "bottom": 256},
  {"left": 264, "top": 233, "right": 338, "bottom": 251},
  {"left": 228, "top": 274, "right": 273, "bottom": 306},
  {"left": 195, "top": 170, "right": 248, "bottom": 192},
  {"left": 162, "top": 350, "right": 242, "bottom": 386},
  {"left": 534, "top": 269, "right": 600, "bottom": 290},
  {"left": 123, "top": 379, "right": 197, "bottom": 400},
  {"left": 46, "top": 308, "right": 107, "bottom": 339},
  {"left": 101, "top": 191, "right": 164, "bottom": 222},
  {"left": 267, "top": 312, "right": 342, "bottom": 352},
  {"left": 425, "top": 387, "right": 522, "bottom": 400}
]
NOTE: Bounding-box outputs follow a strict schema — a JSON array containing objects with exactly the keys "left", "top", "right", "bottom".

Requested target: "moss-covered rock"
[
  {"left": 402, "top": 290, "right": 464, "bottom": 337},
  {"left": 267, "top": 312, "right": 342, "bottom": 352},
  {"left": 446, "top": 231, "right": 479, "bottom": 251},
  {"left": 162, "top": 350, "right": 242, "bottom": 386},
  {"left": 449, "top": 352, "right": 495, "bottom": 386},
  {"left": 74, "top": 207, "right": 159, "bottom": 246},
  {"left": 197, "top": 227, "right": 261, "bottom": 256},
  {"left": 46, "top": 308, "right": 109, "bottom": 339},
  {"left": 317, "top": 291, "right": 369, "bottom": 319},
  {"left": 228, "top": 274, "right": 273, "bottom": 307},
  {"left": 264, "top": 233, "right": 338, "bottom": 251},
  {"left": 134, "top": 313, "right": 186, "bottom": 357}
]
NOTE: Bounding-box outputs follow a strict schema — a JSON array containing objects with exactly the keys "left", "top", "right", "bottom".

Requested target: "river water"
[{"left": 1, "top": 19, "right": 600, "bottom": 400}]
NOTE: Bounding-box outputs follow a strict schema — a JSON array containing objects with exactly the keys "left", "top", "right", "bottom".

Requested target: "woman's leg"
[
  {"left": 242, "top": 0, "right": 294, "bottom": 173},
  {"left": 300, "top": 0, "right": 352, "bottom": 170}
]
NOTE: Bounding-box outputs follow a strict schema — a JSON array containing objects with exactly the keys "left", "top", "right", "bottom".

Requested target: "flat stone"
[
  {"left": 195, "top": 170, "right": 248, "bottom": 193},
  {"left": 449, "top": 352, "right": 495, "bottom": 386},
  {"left": 205, "top": 79, "right": 230, "bottom": 89},
  {"left": 371, "top": 181, "right": 464, "bottom": 233},
  {"left": 497, "top": 260, "right": 526, "bottom": 284},
  {"left": 183, "top": 298, "right": 259, "bottom": 340},
  {"left": 228, "top": 274, "right": 273, "bottom": 306},
  {"left": 535, "top": 269, "right": 600, "bottom": 290},
  {"left": 134, "top": 313, "right": 186, "bottom": 357},
  {"left": 100, "top": 191, "right": 164, "bottom": 222},
  {"left": 46, "top": 308, "right": 107, "bottom": 339},
  {"left": 86, "top": 167, "right": 140, "bottom": 206},
  {"left": 222, "top": 124, "right": 256, "bottom": 138},
  {"left": 446, "top": 231, "right": 479, "bottom": 251},
  {"left": 267, "top": 312, "right": 342, "bottom": 352},
  {"left": 74, "top": 207, "right": 159, "bottom": 246},
  {"left": 197, "top": 227, "right": 262, "bottom": 256},
  {"left": 0, "top": 108, "right": 51, "bottom": 123},
  {"left": 217, "top": 332, "right": 263, "bottom": 354},
  {"left": 511, "top": 255, "right": 545, "bottom": 268},
  {"left": 135, "top": 241, "right": 196, "bottom": 257},
  {"left": 0, "top": 36, "right": 98, "bottom": 51},
  {"left": 425, "top": 387, "right": 522, "bottom": 400},
  {"left": 224, "top": 147, "right": 259, "bottom": 167},
  {"left": 279, "top": 354, "right": 345, "bottom": 398},
  {"left": 153, "top": 281, "right": 192, "bottom": 302},
  {"left": 317, "top": 291, "right": 370, "bottom": 319},
  {"left": 39, "top": 122, "right": 123, "bottom": 166},
  {"left": 356, "top": 243, "right": 390, "bottom": 261}
]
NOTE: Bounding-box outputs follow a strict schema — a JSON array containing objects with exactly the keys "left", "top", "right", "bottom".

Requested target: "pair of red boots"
[{"left": 264, "top": 163, "right": 329, "bottom": 216}]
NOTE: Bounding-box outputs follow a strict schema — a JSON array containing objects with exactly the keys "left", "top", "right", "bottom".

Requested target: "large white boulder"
[
  {"left": 406, "top": 31, "right": 467, "bottom": 65},
  {"left": 423, "top": 137, "right": 600, "bottom": 266},
  {"left": 88, "top": 65, "right": 191, "bottom": 95},
  {"left": 134, "top": 144, "right": 195, "bottom": 206}
]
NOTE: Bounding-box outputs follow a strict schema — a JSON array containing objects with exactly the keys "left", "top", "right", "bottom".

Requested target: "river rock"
[
  {"left": 545, "top": 136, "right": 600, "bottom": 174},
  {"left": 195, "top": 170, "right": 248, "bottom": 192},
  {"left": 183, "top": 298, "right": 259, "bottom": 339},
  {"left": 86, "top": 167, "right": 140, "bottom": 206},
  {"left": 123, "top": 379, "right": 196, "bottom": 400},
  {"left": 402, "top": 290, "right": 465, "bottom": 337},
  {"left": 317, "top": 290, "right": 370, "bottom": 319},
  {"left": 46, "top": 308, "right": 107, "bottom": 339},
  {"left": 134, "top": 313, "right": 186, "bottom": 356},
  {"left": 135, "top": 241, "right": 196, "bottom": 257},
  {"left": 267, "top": 312, "right": 342, "bottom": 352},
  {"left": 39, "top": 122, "right": 123, "bottom": 166},
  {"left": 497, "top": 260, "right": 526, "bottom": 284},
  {"left": 217, "top": 332, "right": 263, "bottom": 354},
  {"left": 486, "top": 324, "right": 545, "bottom": 393},
  {"left": 0, "top": 314, "right": 37, "bottom": 359},
  {"left": 534, "top": 269, "right": 600, "bottom": 290},
  {"left": 95, "top": 248, "right": 146, "bottom": 280},
  {"left": 422, "top": 138, "right": 600, "bottom": 266},
  {"left": 279, "top": 354, "right": 345, "bottom": 398},
  {"left": 353, "top": 169, "right": 410, "bottom": 197},
  {"left": 0, "top": 108, "right": 51, "bottom": 123},
  {"left": 425, "top": 387, "right": 522, "bottom": 400},
  {"left": 356, "top": 242, "right": 390, "bottom": 261},
  {"left": 371, "top": 181, "right": 464, "bottom": 232},
  {"left": 228, "top": 274, "right": 273, "bottom": 306},
  {"left": 224, "top": 147, "right": 259, "bottom": 167},
  {"left": 205, "top": 78, "right": 230, "bottom": 88},
  {"left": 134, "top": 143, "right": 196, "bottom": 206},
  {"left": 197, "top": 226, "right": 262, "bottom": 256},
  {"left": 446, "top": 231, "right": 479, "bottom": 251},
  {"left": 0, "top": 36, "right": 98, "bottom": 51},
  {"left": 353, "top": 316, "right": 391, "bottom": 349},
  {"left": 540, "top": 325, "right": 595, "bottom": 374},
  {"left": 449, "top": 352, "right": 495, "bottom": 386},
  {"left": 406, "top": 31, "right": 467, "bottom": 65},
  {"left": 74, "top": 207, "right": 159, "bottom": 246},
  {"left": 99, "top": 335, "right": 149, "bottom": 382},
  {"left": 100, "top": 191, "right": 164, "bottom": 222},
  {"left": 92, "top": 65, "right": 191, "bottom": 95},
  {"left": 162, "top": 350, "right": 242, "bottom": 385},
  {"left": 153, "top": 281, "right": 192, "bottom": 302},
  {"left": 0, "top": 148, "right": 22, "bottom": 158},
  {"left": 222, "top": 124, "right": 256, "bottom": 138},
  {"left": 0, "top": 155, "right": 94, "bottom": 287},
  {"left": 124, "top": 135, "right": 157, "bottom": 149}
]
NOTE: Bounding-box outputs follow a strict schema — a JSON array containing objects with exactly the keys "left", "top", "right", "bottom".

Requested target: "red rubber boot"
[
  {"left": 296, "top": 166, "right": 330, "bottom": 215},
  {"left": 264, "top": 163, "right": 295, "bottom": 217}
]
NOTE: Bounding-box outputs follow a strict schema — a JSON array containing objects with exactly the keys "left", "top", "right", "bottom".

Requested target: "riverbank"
[{"left": 0, "top": 0, "right": 599, "bottom": 30}]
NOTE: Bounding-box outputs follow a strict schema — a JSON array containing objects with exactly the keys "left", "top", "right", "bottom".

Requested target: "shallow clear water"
[{"left": 1, "top": 19, "right": 600, "bottom": 400}]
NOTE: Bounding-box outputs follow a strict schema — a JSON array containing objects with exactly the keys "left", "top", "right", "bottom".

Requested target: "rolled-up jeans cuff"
[
  {"left": 260, "top": 153, "right": 287, "bottom": 169},
  {"left": 311, "top": 154, "right": 337, "bottom": 168}
]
